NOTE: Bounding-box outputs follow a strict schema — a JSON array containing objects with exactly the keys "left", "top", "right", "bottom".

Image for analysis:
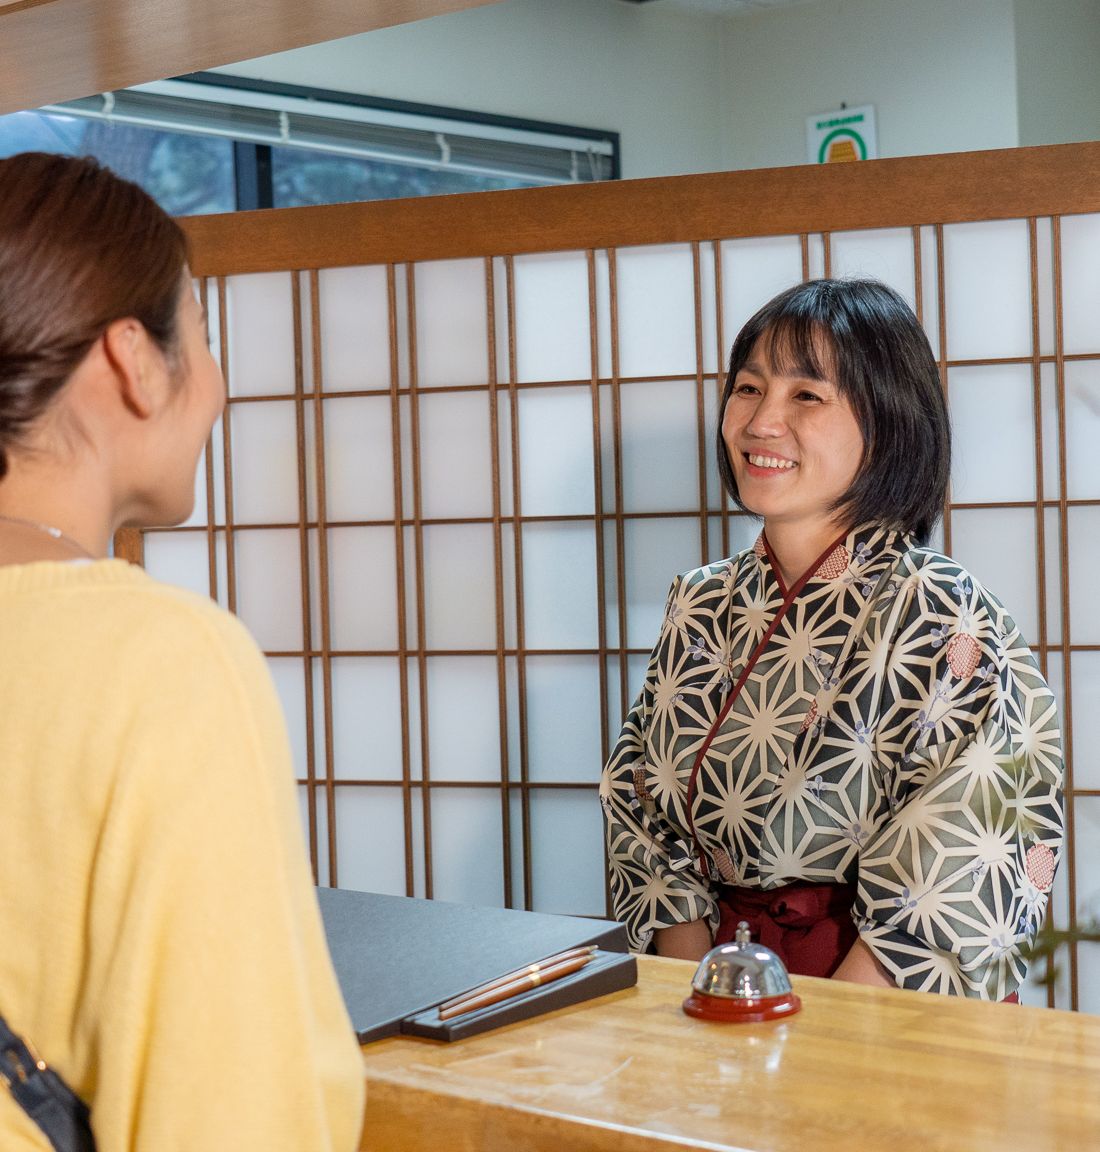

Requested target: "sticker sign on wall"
[{"left": 806, "top": 105, "right": 877, "bottom": 164}]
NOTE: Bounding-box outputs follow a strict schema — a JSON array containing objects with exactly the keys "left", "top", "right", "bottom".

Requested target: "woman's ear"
[{"left": 101, "top": 317, "right": 162, "bottom": 419}]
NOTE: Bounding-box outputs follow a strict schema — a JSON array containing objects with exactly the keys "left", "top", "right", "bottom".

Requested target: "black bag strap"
[{"left": 0, "top": 1015, "right": 95, "bottom": 1152}]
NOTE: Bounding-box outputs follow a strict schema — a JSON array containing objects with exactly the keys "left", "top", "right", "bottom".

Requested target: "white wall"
[
  {"left": 1014, "top": 0, "right": 1100, "bottom": 148},
  {"left": 210, "top": 0, "right": 1100, "bottom": 181},
  {"left": 212, "top": 0, "right": 728, "bottom": 180},
  {"left": 718, "top": 0, "right": 1019, "bottom": 170}
]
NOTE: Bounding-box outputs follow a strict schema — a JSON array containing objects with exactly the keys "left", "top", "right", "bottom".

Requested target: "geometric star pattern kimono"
[{"left": 600, "top": 524, "right": 1064, "bottom": 999}]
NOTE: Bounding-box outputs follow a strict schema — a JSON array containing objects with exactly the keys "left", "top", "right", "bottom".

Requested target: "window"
[{"left": 0, "top": 73, "right": 619, "bottom": 215}]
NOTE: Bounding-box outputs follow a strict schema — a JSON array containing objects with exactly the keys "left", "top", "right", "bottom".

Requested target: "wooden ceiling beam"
[{"left": 0, "top": 0, "right": 501, "bottom": 115}]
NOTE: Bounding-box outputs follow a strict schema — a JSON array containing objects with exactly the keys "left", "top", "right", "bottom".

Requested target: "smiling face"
[{"left": 721, "top": 331, "right": 864, "bottom": 538}]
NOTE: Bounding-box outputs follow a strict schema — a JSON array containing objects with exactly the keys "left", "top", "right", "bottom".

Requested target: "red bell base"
[{"left": 682, "top": 990, "right": 802, "bottom": 1023}]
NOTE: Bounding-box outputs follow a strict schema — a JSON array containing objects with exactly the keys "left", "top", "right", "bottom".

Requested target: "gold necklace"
[{"left": 0, "top": 514, "right": 95, "bottom": 559}]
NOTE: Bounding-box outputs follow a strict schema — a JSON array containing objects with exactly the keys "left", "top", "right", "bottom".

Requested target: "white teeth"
[{"left": 747, "top": 454, "right": 797, "bottom": 470}]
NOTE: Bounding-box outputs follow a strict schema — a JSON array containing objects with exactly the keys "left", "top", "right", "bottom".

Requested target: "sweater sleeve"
[
  {"left": 855, "top": 568, "right": 1064, "bottom": 999},
  {"left": 600, "top": 575, "right": 719, "bottom": 952},
  {"left": 81, "top": 602, "right": 364, "bottom": 1152}
]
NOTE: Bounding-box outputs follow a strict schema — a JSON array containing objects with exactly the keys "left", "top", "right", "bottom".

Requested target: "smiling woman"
[{"left": 600, "top": 278, "right": 1064, "bottom": 1002}]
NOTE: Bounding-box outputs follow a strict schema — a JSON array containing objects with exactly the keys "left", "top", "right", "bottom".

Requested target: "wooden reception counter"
[{"left": 359, "top": 954, "right": 1100, "bottom": 1151}]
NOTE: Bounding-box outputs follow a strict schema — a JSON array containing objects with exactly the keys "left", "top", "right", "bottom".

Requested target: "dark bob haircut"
[{"left": 716, "top": 278, "right": 950, "bottom": 544}]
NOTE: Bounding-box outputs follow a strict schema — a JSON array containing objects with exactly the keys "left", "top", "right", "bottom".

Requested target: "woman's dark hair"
[
  {"left": 0, "top": 152, "right": 189, "bottom": 479},
  {"left": 716, "top": 278, "right": 950, "bottom": 543}
]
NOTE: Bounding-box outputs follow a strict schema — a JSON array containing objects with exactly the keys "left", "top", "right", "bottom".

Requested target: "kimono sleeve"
[
  {"left": 600, "top": 575, "right": 719, "bottom": 953},
  {"left": 855, "top": 568, "right": 1064, "bottom": 999}
]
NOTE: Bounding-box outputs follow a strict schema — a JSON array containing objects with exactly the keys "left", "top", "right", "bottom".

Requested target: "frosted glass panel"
[
  {"left": 225, "top": 272, "right": 295, "bottom": 397},
  {"left": 919, "top": 226, "right": 940, "bottom": 360},
  {"left": 513, "top": 250, "right": 591, "bottom": 383},
  {"left": 1075, "top": 799, "right": 1100, "bottom": 924},
  {"left": 949, "top": 508, "right": 1039, "bottom": 646},
  {"left": 1060, "top": 212, "right": 1100, "bottom": 356},
  {"left": 1070, "top": 654, "right": 1100, "bottom": 790},
  {"left": 704, "top": 378, "right": 724, "bottom": 510},
  {"left": 1064, "top": 360, "right": 1100, "bottom": 499},
  {"left": 426, "top": 657, "right": 501, "bottom": 782},
  {"left": 509, "top": 790, "right": 524, "bottom": 905},
  {"left": 1079, "top": 944, "right": 1100, "bottom": 1017},
  {"left": 517, "top": 386, "right": 595, "bottom": 516},
  {"left": 1048, "top": 792, "right": 1071, "bottom": 932},
  {"left": 205, "top": 415, "right": 229, "bottom": 527},
  {"left": 625, "top": 517, "right": 702, "bottom": 648},
  {"left": 335, "top": 787, "right": 408, "bottom": 896},
  {"left": 327, "top": 527, "right": 398, "bottom": 650},
  {"left": 601, "top": 519, "right": 620, "bottom": 649},
  {"left": 1039, "top": 363, "right": 1060, "bottom": 501},
  {"left": 620, "top": 379, "right": 700, "bottom": 513},
  {"left": 418, "top": 391, "right": 493, "bottom": 519},
  {"left": 429, "top": 789, "right": 505, "bottom": 907},
  {"left": 1044, "top": 507, "right": 1062, "bottom": 647},
  {"left": 330, "top": 657, "right": 404, "bottom": 781},
  {"left": 180, "top": 442, "right": 210, "bottom": 530},
  {"left": 719, "top": 513, "right": 762, "bottom": 560},
  {"left": 323, "top": 396, "right": 395, "bottom": 522},
  {"left": 942, "top": 219, "right": 1031, "bottom": 360},
  {"left": 829, "top": 228, "right": 916, "bottom": 310},
  {"left": 529, "top": 790, "right": 606, "bottom": 915},
  {"left": 299, "top": 787, "right": 329, "bottom": 884},
  {"left": 615, "top": 244, "right": 696, "bottom": 378},
  {"left": 1020, "top": 945, "right": 1070, "bottom": 1011},
  {"left": 948, "top": 364, "right": 1036, "bottom": 503},
  {"left": 494, "top": 393, "right": 515, "bottom": 519},
  {"left": 1068, "top": 506, "right": 1100, "bottom": 645},
  {"left": 1034, "top": 216, "right": 1055, "bottom": 359},
  {"left": 308, "top": 784, "right": 330, "bottom": 887},
  {"left": 526, "top": 656, "right": 603, "bottom": 784},
  {"left": 230, "top": 401, "right": 300, "bottom": 524},
  {"left": 414, "top": 259, "right": 488, "bottom": 388},
  {"left": 522, "top": 522, "right": 598, "bottom": 649},
  {"left": 143, "top": 531, "right": 212, "bottom": 600},
  {"left": 318, "top": 264, "right": 391, "bottom": 392},
  {"left": 233, "top": 529, "right": 303, "bottom": 651},
  {"left": 594, "top": 250, "right": 612, "bottom": 381},
  {"left": 720, "top": 236, "right": 803, "bottom": 354},
  {"left": 268, "top": 657, "right": 308, "bottom": 779},
  {"left": 806, "top": 234, "right": 825, "bottom": 281},
  {"left": 422, "top": 524, "right": 496, "bottom": 649},
  {"left": 697, "top": 242, "right": 719, "bottom": 377}
]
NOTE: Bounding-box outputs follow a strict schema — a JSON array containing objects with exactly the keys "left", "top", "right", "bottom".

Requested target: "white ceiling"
[{"left": 656, "top": 0, "right": 820, "bottom": 14}]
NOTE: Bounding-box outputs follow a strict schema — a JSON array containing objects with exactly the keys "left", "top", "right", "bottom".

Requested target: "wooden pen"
[
  {"left": 436, "top": 945, "right": 597, "bottom": 1016},
  {"left": 438, "top": 948, "right": 599, "bottom": 1021}
]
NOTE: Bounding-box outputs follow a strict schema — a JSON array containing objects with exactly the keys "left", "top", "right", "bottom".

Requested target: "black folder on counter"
[{"left": 316, "top": 887, "right": 637, "bottom": 1043}]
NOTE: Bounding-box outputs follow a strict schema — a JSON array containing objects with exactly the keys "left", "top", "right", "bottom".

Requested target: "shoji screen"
[{"left": 130, "top": 143, "right": 1100, "bottom": 1012}]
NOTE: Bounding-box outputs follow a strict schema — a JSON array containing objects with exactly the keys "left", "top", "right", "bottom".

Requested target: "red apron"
[
  {"left": 716, "top": 880, "right": 858, "bottom": 978},
  {"left": 715, "top": 879, "right": 1020, "bottom": 1001}
]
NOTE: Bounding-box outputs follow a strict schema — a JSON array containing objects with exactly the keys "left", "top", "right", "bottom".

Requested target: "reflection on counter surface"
[{"left": 359, "top": 955, "right": 1100, "bottom": 1151}]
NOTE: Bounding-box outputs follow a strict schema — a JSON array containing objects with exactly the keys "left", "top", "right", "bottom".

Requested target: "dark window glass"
[
  {"left": 0, "top": 111, "right": 234, "bottom": 216},
  {"left": 270, "top": 145, "right": 533, "bottom": 208}
]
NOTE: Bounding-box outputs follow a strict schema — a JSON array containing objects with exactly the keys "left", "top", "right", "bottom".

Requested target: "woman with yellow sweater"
[{"left": 0, "top": 154, "right": 364, "bottom": 1150}]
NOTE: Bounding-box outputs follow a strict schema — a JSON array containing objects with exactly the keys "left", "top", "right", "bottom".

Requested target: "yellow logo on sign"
[
  {"left": 826, "top": 138, "right": 859, "bottom": 163},
  {"left": 817, "top": 126, "right": 868, "bottom": 164}
]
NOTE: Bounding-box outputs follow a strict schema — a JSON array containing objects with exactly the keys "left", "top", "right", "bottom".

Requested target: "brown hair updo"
[{"left": 0, "top": 152, "right": 189, "bottom": 478}]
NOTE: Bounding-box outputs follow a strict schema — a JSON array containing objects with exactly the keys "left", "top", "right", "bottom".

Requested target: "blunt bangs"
[
  {"left": 751, "top": 305, "right": 834, "bottom": 386},
  {"left": 716, "top": 278, "right": 950, "bottom": 544}
]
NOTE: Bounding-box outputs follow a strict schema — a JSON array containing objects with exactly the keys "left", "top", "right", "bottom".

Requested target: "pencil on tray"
[{"left": 438, "top": 947, "right": 599, "bottom": 1021}]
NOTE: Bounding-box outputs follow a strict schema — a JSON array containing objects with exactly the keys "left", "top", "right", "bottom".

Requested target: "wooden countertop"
[{"left": 360, "top": 954, "right": 1100, "bottom": 1151}]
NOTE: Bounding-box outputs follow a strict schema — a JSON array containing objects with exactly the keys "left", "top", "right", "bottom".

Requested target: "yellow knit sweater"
[{"left": 0, "top": 560, "right": 364, "bottom": 1150}]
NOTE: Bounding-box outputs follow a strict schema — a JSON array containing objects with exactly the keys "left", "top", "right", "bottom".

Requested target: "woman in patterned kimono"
[{"left": 601, "top": 278, "right": 1063, "bottom": 999}]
